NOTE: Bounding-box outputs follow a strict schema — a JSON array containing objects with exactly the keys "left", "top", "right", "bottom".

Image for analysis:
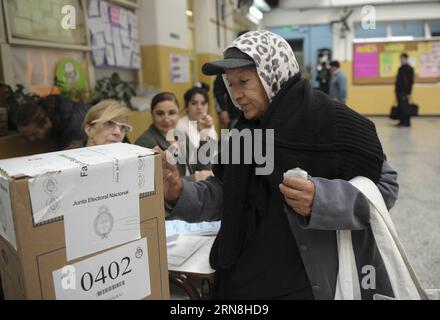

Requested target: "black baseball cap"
[{"left": 202, "top": 47, "right": 255, "bottom": 75}]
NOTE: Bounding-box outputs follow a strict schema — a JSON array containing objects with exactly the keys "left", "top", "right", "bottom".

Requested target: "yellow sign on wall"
[
  {"left": 379, "top": 52, "right": 400, "bottom": 78},
  {"left": 384, "top": 43, "right": 405, "bottom": 52},
  {"left": 417, "top": 42, "right": 431, "bottom": 53}
]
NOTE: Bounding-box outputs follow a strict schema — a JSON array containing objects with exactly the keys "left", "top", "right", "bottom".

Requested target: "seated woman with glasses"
[
  {"left": 135, "top": 92, "right": 212, "bottom": 182},
  {"left": 82, "top": 100, "right": 132, "bottom": 147}
]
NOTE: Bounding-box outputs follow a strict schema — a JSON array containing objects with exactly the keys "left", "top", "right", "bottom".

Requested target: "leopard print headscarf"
[{"left": 223, "top": 30, "right": 300, "bottom": 104}]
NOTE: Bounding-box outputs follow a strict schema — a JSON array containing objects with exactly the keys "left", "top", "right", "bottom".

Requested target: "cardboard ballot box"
[{"left": 0, "top": 143, "right": 169, "bottom": 300}]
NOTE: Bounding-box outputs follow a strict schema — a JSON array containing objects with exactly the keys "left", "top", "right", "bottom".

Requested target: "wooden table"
[{"left": 168, "top": 236, "right": 216, "bottom": 300}]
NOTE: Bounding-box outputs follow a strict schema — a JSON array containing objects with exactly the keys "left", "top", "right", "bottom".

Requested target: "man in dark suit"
[{"left": 395, "top": 53, "right": 415, "bottom": 127}]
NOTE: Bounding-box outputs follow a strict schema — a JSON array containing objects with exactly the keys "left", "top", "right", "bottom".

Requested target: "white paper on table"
[
  {"left": 165, "top": 220, "right": 220, "bottom": 236},
  {"left": 168, "top": 237, "right": 215, "bottom": 275},
  {"left": 53, "top": 238, "right": 151, "bottom": 300},
  {"left": 167, "top": 236, "right": 209, "bottom": 266}
]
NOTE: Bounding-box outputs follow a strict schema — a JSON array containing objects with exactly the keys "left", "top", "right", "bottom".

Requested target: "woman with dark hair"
[
  {"left": 177, "top": 86, "right": 218, "bottom": 149},
  {"left": 135, "top": 92, "right": 211, "bottom": 182}
]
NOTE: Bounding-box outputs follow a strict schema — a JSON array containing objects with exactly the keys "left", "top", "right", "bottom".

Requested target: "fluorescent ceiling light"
[
  {"left": 249, "top": 6, "right": 263, "bottom": 20},
  {"left": 353, "top": 36, "right": 416, "bottom": 43},
  {"left": 390, "top": 36, "right": 414, "bottom": 41}
]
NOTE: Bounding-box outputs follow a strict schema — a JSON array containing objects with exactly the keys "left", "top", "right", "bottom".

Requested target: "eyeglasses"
[{"left": 92, "top": 119, "right": 133, "bottom": 134}]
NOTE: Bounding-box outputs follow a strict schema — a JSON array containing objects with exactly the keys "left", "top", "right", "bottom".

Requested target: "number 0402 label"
[{"left": 52, "top": 238, "right": 150, "bottom": 300}]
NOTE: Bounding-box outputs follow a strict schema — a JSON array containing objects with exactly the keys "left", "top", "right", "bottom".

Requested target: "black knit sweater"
[{"left": 210, "top": 74, "right": 385, "bottom": 299}]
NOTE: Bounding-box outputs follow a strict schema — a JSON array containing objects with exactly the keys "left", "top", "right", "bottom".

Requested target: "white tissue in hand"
[{"left": 283, "top": 168, "right": 308, "bottom": 180}]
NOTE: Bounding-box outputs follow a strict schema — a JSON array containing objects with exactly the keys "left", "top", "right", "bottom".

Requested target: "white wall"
[
  {"left": 194, "top": 0, "right": 217, "bottom": 54},
  {"left": 264, "top": 3, "right": 440, "bottom": 27},
  {"left": 263, "top": 7, "right": 338, "bottom": 26},
  {"left": 263, "top": 2, "right": 440, "bottom": 61},
  {"left": 139, "top": 0, "right": 189, "bottom": 49},
  {"left": 279, "top": 0, "right": 438, "bottom": 10},
  {"left": 194, "top": 0, "right": 236, "bottom": 54},
  {"left": 139, "top": 0, "right": 158, "bottom": 45}
]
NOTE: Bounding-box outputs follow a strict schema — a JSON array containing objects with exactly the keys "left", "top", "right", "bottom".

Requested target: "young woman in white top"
[{"left": 177, "top": 86, "right": 218, "bottom": 149}]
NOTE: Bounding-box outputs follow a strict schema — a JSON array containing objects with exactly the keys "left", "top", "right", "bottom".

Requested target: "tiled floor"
[{"left": 371, "top": 117, "right": 440, "bottom": 290}]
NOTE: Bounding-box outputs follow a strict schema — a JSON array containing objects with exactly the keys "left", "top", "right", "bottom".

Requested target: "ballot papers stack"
[
  {"left": 166, "top": 220, "right": 220, "bottom": 239},
  {"left": 165, "top": 220, "right": 220, "bottom": 266}
]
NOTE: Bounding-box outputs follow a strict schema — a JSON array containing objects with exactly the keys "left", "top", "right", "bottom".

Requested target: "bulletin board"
[
  {"left": 3, "top": 0, "right": 88, "bottom": 49},
  {"left": 353, "top": 40, "right": 440, "bottom": 84},
  {"left": 88, "top": 0, "right": 140, "bottom": 69}
]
